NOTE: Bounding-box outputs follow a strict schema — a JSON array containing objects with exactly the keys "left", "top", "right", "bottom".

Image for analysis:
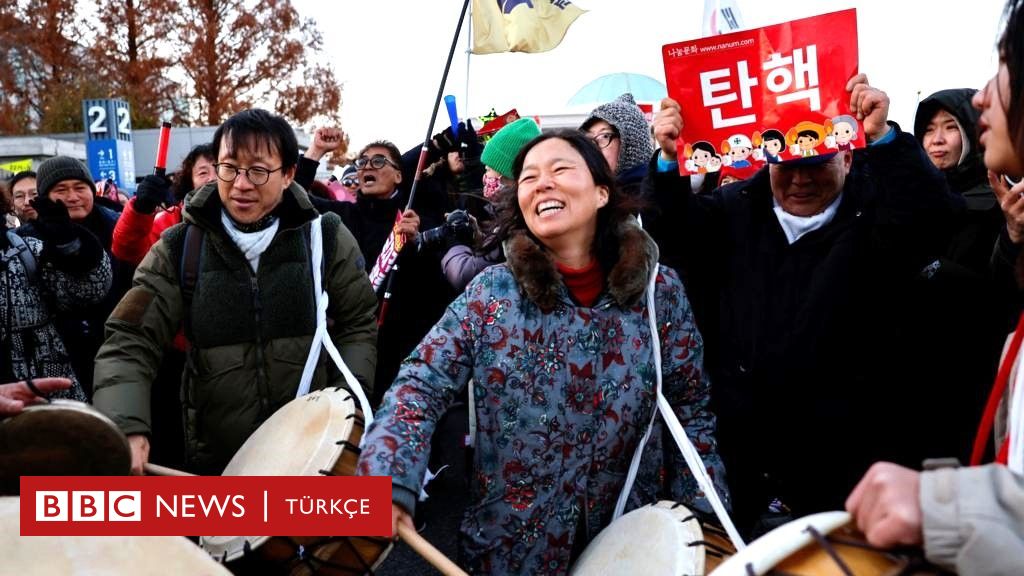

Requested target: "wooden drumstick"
[
  {"left": 143, "top": 462, "right": 196, "bottom": 476},
  {"left": 397, "top": 522, "right": 468, "bottom": 576}
]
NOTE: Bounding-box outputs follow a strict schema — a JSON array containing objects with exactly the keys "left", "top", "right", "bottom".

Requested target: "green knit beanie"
[{"left": 481, "top": 118, "right": 541, "bottom": 180}]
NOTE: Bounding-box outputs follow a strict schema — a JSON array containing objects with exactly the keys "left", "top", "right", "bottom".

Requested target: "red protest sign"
[{"left": 662, "top": 9, "right": 862, "bottom": 175}]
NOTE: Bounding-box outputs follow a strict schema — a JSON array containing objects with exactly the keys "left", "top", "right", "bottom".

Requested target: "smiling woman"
[{"left": 358, "top": 129, "right": 729, "bottom": 573}]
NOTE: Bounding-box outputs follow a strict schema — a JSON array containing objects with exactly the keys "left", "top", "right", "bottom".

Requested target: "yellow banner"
[
  {"left": 0, "top": 159, "right": 32, "bottom": 173},
  {"left": 472, "top": 0, "right": 585, "bottom": 54}
]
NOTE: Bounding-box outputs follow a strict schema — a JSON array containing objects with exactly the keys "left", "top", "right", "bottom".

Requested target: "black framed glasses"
[
  {"left": 214, "top": 163, "right": 282, "bottom": 186},
  {"left": 589, "top": 132, "right": 619, "bottom": 150},
  {"left": 354, "top": 155, "right": 400, "bottom": 170},
  {"left": 341, "top": 177, "right": 359, "bottom": 187}
]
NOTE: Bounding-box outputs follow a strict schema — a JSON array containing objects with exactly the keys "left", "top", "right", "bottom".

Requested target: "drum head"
[
  {"left": 0, "top": 400, "right": 131, "bottom": 495},
  {"left": 203, "top": 388, "right": 359, "bottom": 563},
  {"left": 571, "top": 501, "right": 706, "bottom": 575},
  {"left": 0, "top": 497, "right": 231, "bottom": 575}
]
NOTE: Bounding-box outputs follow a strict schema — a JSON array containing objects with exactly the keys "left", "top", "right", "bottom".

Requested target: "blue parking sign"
[{"left": 82, "top": 99, "right": 136, "bottom": 191}]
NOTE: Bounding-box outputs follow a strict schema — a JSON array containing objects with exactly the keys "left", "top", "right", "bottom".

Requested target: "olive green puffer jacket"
[{"left": 93, "top": 182, "right": 378, "bottom": 473}]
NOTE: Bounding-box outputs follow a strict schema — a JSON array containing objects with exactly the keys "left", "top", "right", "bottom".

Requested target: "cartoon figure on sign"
[
  {"left": 706, "top": 154, "right": 723, "bottom": 173},
  {"left": 683, "top": 141, "right": 718, "bottom": 174},
  {"left": 721, "top": 134, "right": 754, "bottom": 168},
  {"left": 786, "top": 121, "right": 827, "bottom": 158},
  {"left": 753, "top": 129, "right": 786, "bottom": 163},
  {"left": 826, "top": 115, "right": 858, "bottom": 151}
]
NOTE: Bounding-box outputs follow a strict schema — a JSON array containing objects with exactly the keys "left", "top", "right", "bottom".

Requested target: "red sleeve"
[
  {"left": 111, "top": 198, "right": 157, "bottom": 265},
  {"left": 148, "top": 206, "right": 183, "bottom": 247}
]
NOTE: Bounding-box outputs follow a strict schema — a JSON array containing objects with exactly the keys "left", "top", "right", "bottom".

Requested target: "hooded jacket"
[
  {"left": 358, "top": 221, "right": 727, "bottom": 575},
  {"left": 93, "top": 182, "right": 378, "bottom": 473},
  {"left": 914, "top": 89, "right": 990, "bottom": 204},
  {"left": 914, "top": 88, "right": 1003, "bottom": 272}
]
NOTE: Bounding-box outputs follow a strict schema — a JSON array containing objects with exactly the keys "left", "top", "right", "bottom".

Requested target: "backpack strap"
[
  {"left": 179, "top": 224, "right": 204, "bottom": 340},
  {"left": 6, "top": 230, "right": 38, "bottom": 282}
]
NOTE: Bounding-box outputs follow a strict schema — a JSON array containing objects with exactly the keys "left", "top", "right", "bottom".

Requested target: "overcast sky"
[{"left": 292, "top": 0, "right": 1008, "bottom": 152}]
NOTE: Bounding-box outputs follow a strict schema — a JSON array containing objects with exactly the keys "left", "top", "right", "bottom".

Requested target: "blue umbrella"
[{"left": 567, "top": 73, "right": 668, "bottom": 106}]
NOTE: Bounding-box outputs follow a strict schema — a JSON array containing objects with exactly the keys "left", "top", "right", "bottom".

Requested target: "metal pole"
[
  {"left": 465, "top": 0, "right": 472, "bottom": 120},
  {"left": 405, "top": 0, "right": 472, "bottom": 211},
  {"left": 379, "top": 0, "right": 472, "bottom": 325}
]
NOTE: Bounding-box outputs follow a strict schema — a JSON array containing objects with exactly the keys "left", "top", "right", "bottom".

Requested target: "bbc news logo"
[
  {"left": 20, "top": 476, "right": 390, "bottom": 537},
  {"left": 36, "top": 491, "right": 141, "bottom": 522}
]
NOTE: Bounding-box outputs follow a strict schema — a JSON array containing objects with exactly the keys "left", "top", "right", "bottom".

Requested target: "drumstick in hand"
[{"left": 397, "top": 522, "right": 468, "bottom": 576}]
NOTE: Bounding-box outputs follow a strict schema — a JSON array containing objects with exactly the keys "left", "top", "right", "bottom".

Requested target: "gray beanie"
[
  {"left": 580, "top": 93, "right": 654, "bottom": 176},
  {"left": 36, "top": 156, "right": 96, "bottom": 197}
]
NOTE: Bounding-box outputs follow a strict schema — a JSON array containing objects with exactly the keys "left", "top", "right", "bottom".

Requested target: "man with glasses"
[
  {"left": 298, "top": 137, "right": 452, "bottom": 408},
  {"left": 339, "top": 165, "right": 359, "bottom": 196},
  {"left": 345, "top": 141, "right": 453, "bottom": 407},
  {"left": 93, "top": 109, "right": 379, "bottom": 475},
  {"left": 10, "top": 171, "right": 38, "bottom": 222}
]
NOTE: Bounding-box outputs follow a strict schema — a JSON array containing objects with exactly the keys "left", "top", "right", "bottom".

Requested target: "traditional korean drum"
[
  {"left": 711, "top": 511, "right": 949, "bottom": 575},
  {"left": 0, "top": 400, "right": 131, "bottom": 495},
  {"left": 571, "top": 500, "right": 736, "bottom": 575},
  {"left": 200, "top": 387, "right": 392, "bottom": 575},
  {"left": 0, "top": 496, "right": 231, "bottom": 575}
]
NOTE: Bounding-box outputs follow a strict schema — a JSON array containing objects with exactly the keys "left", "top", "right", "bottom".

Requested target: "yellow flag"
[{"left": 472, "top": 0, "right": 585, "bottom": 55}]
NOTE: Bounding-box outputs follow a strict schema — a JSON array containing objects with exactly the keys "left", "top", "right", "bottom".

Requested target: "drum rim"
[
  {"left": 202, "top": 388, "right": 359, "bottom": 562},
  {"left": 0, "top": 399, "right": 131, "bottom": 465},
  {"left": 570, "top": 500, "right": 706, "bottom": 575},
  {"left": 10, "top": 400, "right": 122, "bottom": 429},
  {"left": 711, "top": 510, "right": 851, "bottom": 576}
]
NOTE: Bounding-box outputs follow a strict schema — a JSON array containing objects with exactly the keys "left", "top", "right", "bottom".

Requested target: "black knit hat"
[{"left": 36, "top": 156, "right": 96, "bottom": 198}]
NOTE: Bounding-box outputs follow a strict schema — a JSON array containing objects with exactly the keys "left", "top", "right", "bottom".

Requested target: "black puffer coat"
[{"left": 647, "top": 126, "right": 965, "bottom": 530}]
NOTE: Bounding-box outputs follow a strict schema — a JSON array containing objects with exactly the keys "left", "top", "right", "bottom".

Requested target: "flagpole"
[
  {"left": 464, "top": 0, "right": 472, "bottom": 120},
  {"left": 379, "top": 0, "right": 472, "bottom": 325},
  {"left": 405, "top": 0, "right": 470, "bottom": 211}
]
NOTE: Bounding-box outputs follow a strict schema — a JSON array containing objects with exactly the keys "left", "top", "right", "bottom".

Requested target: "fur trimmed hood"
[{"left": 504, "top": 217, "right": 659, "bottom": 310}]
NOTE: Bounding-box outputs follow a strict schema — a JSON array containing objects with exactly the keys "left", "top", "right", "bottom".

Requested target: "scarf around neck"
[
  {"left": 772, "top": 192, "right": 843, "bottom": 244},
  {"left": 221, "top": 210, "right": 279, "bottom": 272}
]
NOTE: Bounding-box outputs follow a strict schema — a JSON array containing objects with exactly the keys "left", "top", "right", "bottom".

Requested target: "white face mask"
[{"left": 482, "top": 174, "right": 502, "bottom": 199}]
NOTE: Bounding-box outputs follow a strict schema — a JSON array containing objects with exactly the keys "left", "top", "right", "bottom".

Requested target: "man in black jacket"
[
  {"left": 647, "top": 74, "right": 965, "bottom": 533},
  {"left": 294, "top": 137, "right": 453, "bottom": 407}
]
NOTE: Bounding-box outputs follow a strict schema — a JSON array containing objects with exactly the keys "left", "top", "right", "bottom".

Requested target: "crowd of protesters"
[{"left": 2, "top": 1, "right": 1024, "bottom": 573}]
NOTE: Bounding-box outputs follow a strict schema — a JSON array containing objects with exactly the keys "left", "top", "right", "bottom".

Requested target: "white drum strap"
[
  {"left": 1009, "top": 350, "right": 1024, "bottom": 475},
  {"left": 613, "top": 265, "right": 745, "bottom": 549},
  {"left": 297, "top": 216, "right": 374, "bottom": 431}
]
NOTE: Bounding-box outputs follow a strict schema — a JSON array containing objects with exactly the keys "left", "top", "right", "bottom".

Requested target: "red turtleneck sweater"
[{"left": 557, "top": 260, "right": 604, "bottom": 308}]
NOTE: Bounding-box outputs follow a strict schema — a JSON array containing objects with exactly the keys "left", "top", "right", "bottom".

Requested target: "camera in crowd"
[{"left": 418, "top": 209, "right": 476, "bottom": 249}]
